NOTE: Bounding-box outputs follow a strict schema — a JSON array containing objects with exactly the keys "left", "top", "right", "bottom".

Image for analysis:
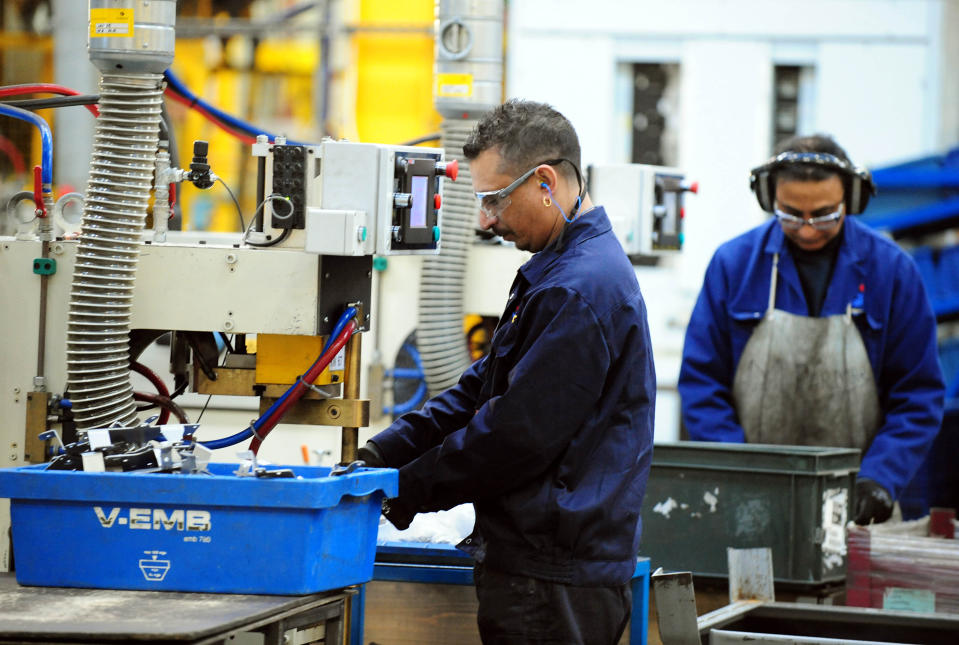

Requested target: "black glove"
[
  {"left": 854, "top": 478, "right": 894, "bottom": 525},
  {"left": 382, "top": 496, "right": 416, "bottom": 531},
  {"left": 357, "top": 441, "right": 386, "bottom": 468}
]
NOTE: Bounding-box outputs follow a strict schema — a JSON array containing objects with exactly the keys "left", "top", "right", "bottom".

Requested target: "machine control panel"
[
  {"left": 588, "top": 163, "right": 697, "bottom": 259},
  {"left": 390, "top": 154, "right": 456, "bottom": 251},
  {"left": 262, "top": 140, "right": 454, "bottom": 256}
]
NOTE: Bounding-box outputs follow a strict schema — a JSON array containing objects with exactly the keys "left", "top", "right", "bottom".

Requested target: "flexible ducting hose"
[
  {"left": 416, "top": 119, "right": 478, "bottom": 395},
  {"left": 65, "top": 73, "right": 165, "bottom": 429}
]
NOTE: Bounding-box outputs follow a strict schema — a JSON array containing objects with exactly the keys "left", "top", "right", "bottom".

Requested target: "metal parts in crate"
[{"left": 0, "top": 462, "right": 397, "bottom": 595}]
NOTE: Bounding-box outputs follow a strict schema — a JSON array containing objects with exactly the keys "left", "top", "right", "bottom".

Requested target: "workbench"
[{"left": 0, "top": 574, "right": 350, "bottom": 644}]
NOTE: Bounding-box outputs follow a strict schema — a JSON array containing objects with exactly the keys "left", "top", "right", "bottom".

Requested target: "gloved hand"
[
  {"left": 382, "top": 496, "right": 416, "bottom": 531},
  {"left": 357, "top": 440, "right": 386, "bottom": 468},
  {"left": 854, "top": 478, "right": 894, "bottom": 525}
]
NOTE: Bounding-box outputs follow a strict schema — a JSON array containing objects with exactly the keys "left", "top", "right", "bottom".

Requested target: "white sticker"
[
  {"left": 703, "top": 490, "right": 719, "bottom": 513},
  {"left": 162, "top": 425, "right": 185, "bottom": 443},
  {"left": 653, "top": 498, "right": 678, "bottom": 518},
  {"left": 331, "top": 346, "right": 346, "bottom": 371},
  {"left": 821, "top": 487, "right": 848, "bottom": 570},
  {"left": 87, "top": 429, "right": 111, "bottom": 449}
]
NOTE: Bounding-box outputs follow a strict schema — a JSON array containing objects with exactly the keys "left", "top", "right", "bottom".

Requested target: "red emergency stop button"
[
  {"left": 439, "top": 159, "right": 458, "bottom": 182},
  {"left": 434, "top": 193, "right": 442, "bottom": 209}
]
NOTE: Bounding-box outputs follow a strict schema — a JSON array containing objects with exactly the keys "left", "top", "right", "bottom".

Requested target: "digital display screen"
[{"left": 410, "top": 175, "right": 428, "bottom": 227}]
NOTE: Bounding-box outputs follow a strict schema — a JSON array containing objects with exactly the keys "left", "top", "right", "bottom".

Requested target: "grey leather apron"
[{"left": 731, "top": 253, "right": 881, "bottom": 448}]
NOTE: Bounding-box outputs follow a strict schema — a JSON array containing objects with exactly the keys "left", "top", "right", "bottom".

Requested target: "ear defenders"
[{"left": 748, "top": 151, "right": 876, "bottom": 215}]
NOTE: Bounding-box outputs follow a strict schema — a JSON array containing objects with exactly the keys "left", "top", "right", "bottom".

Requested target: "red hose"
[
  {"left": 134, "top": 392, "right": 190, "bottom": 425},
  {"left": 0, "top": 133, "right": 26, "bottom": 174},
  {"left": 250, "top": 319, "right": 358, "bottom": 454},
  {"left": 130, "top": 361, "right": 172, "bottom": 424},
  {"left": 130, "top": 360, "right": 171, "bottom": 397},
  {"left": 0, "top": 84, "right": 99, "bottom": 117}
]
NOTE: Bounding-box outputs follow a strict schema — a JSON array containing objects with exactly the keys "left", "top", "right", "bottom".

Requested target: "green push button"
[
  {"left": 372, "top": 256, "right": 388, "bottom": 272},
  {"left": 432, "top": 225, "right": 441, "bottom": 242}
]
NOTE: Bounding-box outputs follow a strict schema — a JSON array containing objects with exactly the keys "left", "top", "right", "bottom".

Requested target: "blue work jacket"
[
  {"left": 678, "top": 217, "right": 945, "bottom": 499},
  {"left": 371, "top": 207, "right": 656, "bottom": 586}
]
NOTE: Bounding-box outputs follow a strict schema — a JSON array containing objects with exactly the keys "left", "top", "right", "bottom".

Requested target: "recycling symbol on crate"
[{"left": 139, "top": 550, "right": 171, "bottom": 582}]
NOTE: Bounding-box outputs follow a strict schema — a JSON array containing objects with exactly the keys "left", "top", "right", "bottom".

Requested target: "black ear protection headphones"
[{"left": 748, "top": 151, "right": 876, "bottom": 215}]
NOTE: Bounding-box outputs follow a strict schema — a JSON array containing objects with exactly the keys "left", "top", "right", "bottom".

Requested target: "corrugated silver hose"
[
  {"left": 417, "top": 119, "right": 478, "bottom": 395},
  {"left": 66, "top": 74, "right": 164, "bottom": 429}
]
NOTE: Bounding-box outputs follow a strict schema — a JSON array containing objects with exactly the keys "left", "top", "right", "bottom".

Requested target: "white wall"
[{"left": 507, "top": 0, "right": 954, "bottom": 441}]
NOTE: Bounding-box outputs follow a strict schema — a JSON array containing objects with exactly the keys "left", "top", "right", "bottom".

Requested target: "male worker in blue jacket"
[
  {"left": 679, "top": 134, "right": 944, "bottom": 526},
  {"left": 359, "top": 99, "right": 655, "bottom": 644}
]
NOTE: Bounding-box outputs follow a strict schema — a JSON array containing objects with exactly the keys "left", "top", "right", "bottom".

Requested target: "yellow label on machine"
[
  {"left": 90, "top": 8, "right": 134, "bottom": 38},
  {"left": 255, "top": 334, "right": 345, "bottom": 386},
  {"left": 435, "top": 73, "right": 473, "bottom": 98}
]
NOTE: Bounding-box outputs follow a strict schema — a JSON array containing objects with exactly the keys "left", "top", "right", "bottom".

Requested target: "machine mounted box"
[
  {"left": 0, "top": 463, "right": 397, "bottom": 595},
  {"left": 640, "top": 442, "right": 860, "bottom": 588}
]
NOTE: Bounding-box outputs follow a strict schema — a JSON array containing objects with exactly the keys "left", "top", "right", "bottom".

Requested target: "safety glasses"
[
  {"left": 773, "top": 203, "right": 844, "bottom": 231},
  {"left": 474, "top": 158, "right": 571, "bottom": 219}
]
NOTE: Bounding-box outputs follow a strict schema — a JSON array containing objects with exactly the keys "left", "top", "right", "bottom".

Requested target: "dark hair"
[
  {"left": 462, "top": 99, "right": 582, "bottom": 186},
  {"left": 773, "top": 134, "right": 852, "bottom": 183}
]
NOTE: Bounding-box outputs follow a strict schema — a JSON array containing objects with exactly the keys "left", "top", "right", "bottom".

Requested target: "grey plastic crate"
[{"left": 640, "top": 442, "right": 860, "bottom": 588}]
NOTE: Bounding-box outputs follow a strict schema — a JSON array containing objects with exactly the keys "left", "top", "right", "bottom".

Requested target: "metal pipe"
[{"left": 341, "top": 332, "right": 362, "bottom": 464}]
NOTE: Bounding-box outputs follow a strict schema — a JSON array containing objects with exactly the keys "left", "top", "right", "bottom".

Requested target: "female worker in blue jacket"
[{"left": 678, "top": 134, "right": 944, "bottom": 525}]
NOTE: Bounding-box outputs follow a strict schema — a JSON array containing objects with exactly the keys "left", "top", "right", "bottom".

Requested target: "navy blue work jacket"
[
  {"left": 371, "top": 207, "right": 655, "bottom": 586},
  {"left": 678, "top": 217, "right": 944, "bottom": 499}
]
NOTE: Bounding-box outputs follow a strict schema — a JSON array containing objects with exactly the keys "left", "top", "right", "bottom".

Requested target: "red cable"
[
  {"left": 133, "top": 392, "right": 190, "bottom": 425},
  {"left": 130, "top": 360, "right": 173, "bottom": 425},
  {"left": 130, "top": 360, "right": 171, "bottom": 398},
  {"left": 0, "top": 84, "right": 99, "bottom": 117},
  {"left": 164, "top": 88, "right": 257, "bottom": 145},
  {"left": 250, "top": 319, "right": 358, "bottom": 454},
  {"left": 0, "top": 133, "right": 26, "bottom": 174}
]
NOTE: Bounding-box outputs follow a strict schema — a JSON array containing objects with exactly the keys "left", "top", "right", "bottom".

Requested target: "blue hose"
[
  {"left": 163, "top": 69, "right": 311, "bottom": 147},
  {"left": 200, "top": 306, "right": 358, "bottom": 450},
  {"left": 0, "top": 104, "right": 52, "bottom": 185},
  {"left": 383, "top": 342, "right": 427, "bottom": 416}
]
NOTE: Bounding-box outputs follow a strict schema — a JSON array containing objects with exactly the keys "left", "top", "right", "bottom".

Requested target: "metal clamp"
[{"left": 330, "top": 460, "right": 364, "bottom": 477}]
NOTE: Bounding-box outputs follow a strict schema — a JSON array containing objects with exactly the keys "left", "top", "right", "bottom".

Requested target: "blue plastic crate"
[{"left": 0, "top": 463, "right": 397, "bottom": 595}]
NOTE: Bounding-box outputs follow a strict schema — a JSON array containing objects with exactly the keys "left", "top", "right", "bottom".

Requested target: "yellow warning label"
[
  {"left": 436, "top": 73, "right": 473, "bottom": 98},
  {"left": 90, "top": 8, "right": 134, "bottom": 38}
]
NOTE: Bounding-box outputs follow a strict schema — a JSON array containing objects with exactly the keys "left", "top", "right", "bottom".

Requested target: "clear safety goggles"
[
  {"left": 773, "top": 203, "right": 844, "bottom": 231},
  {"left": 474, "top": 158, "right": 573, "bottom": 219}
]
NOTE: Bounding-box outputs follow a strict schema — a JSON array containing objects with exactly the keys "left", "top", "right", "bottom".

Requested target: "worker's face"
[
  {"left": 470, "top": 148, "right": 560, "bottom": 253},
  {"left": 774, "top": 175, "right": 846, "bottom": 252}
]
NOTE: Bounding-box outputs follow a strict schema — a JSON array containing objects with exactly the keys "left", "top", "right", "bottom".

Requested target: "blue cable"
[
  {"left": 200, "top": 306, "right": 358, "bottom": 450},
  {"left": 542, "top": 183, "right": 581, "bottom": 223},
  {"left": 0, "top": 104, "right": 52, "bottom": 185},
  {"left": 163, "top": 69, "right": 311, "bottom": 147}
]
